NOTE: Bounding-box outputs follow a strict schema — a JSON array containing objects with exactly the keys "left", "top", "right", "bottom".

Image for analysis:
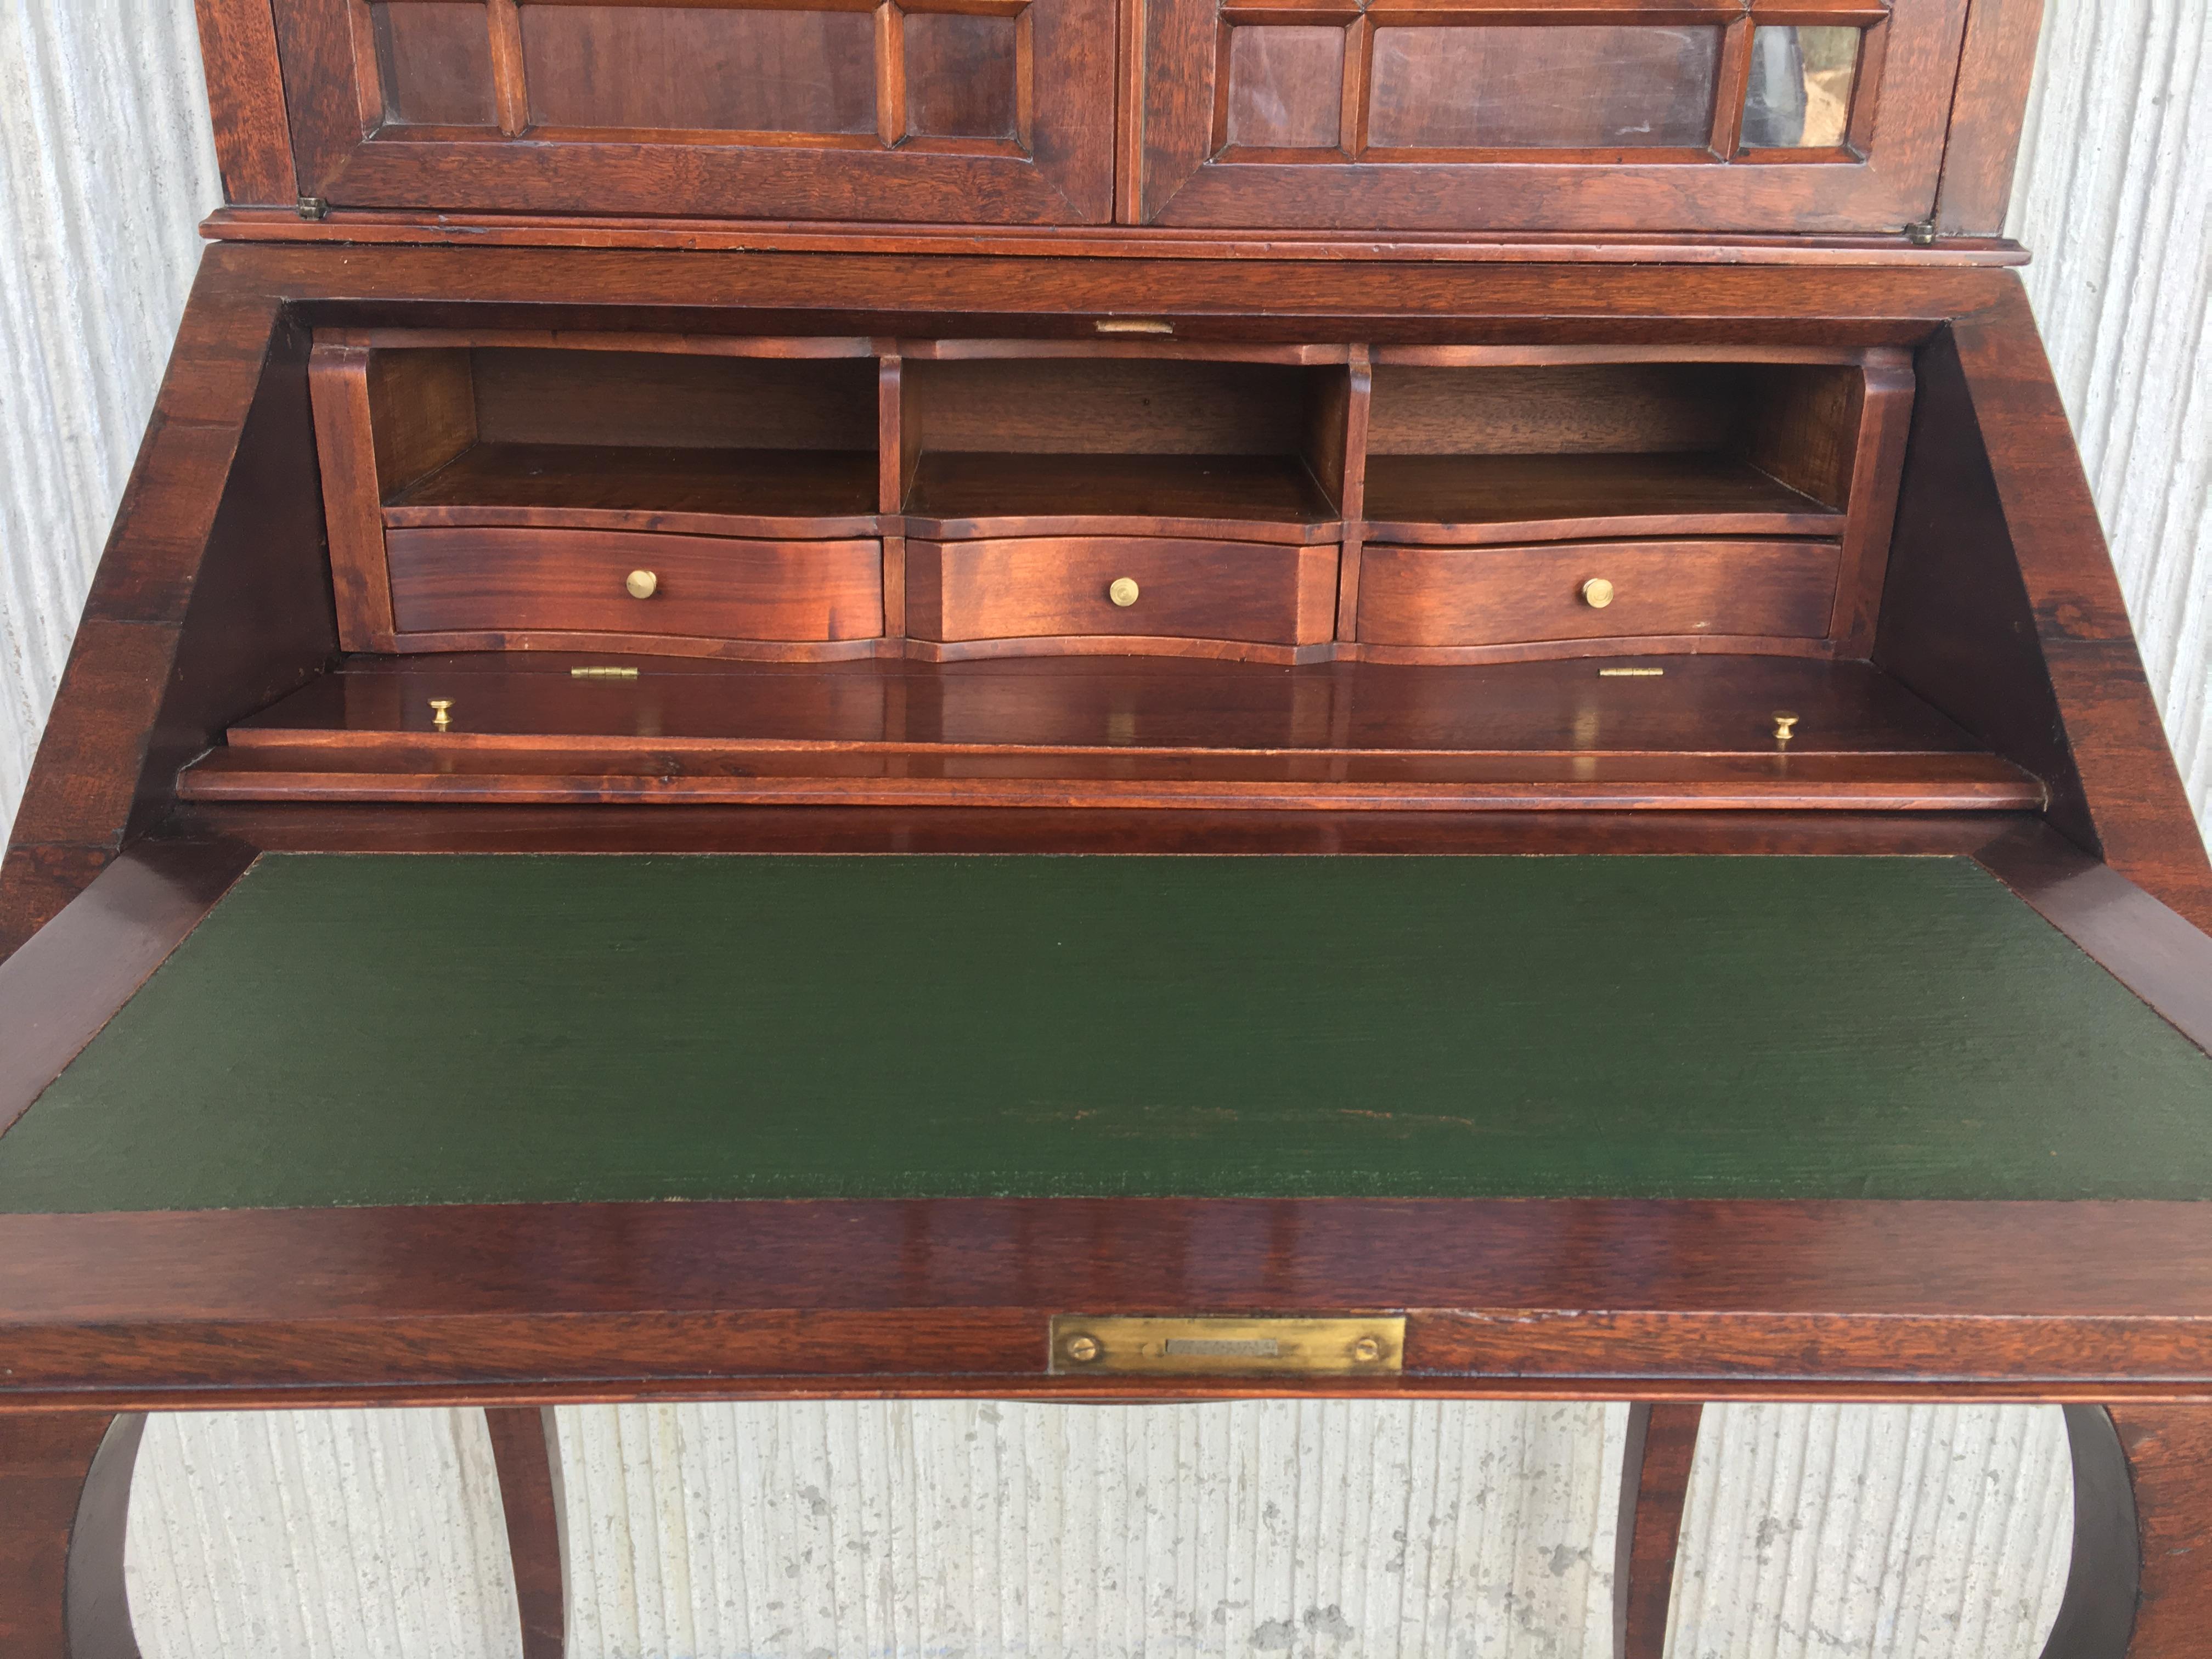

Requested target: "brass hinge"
[
  {"left": 1905, "top": 219, "right": 1939, "bottom": 246},
  {"left": 1049, "top": 1314, "right": 1406, "bottom": 1376},
  {"left": 570, "top": 666, "right": 641, "bottom": 679},
  {"left": 297, "top": 195, "right": 329, "bottom": 222}
]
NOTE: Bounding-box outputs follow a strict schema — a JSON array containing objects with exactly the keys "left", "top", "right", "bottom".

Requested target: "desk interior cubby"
[
  {"left": 255, "top": 329, "right": 1992, "bottom": 814},
  {"left": 898, "top": 347, "right": 1351, "bottom": 538},
  {"left": 1362, "top": 353, "right": 1864, "bottom": 543}
]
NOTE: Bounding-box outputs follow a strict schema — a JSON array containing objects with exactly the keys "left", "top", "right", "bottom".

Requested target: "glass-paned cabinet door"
[
  {"left": 1131, "top": 0, "right": 1966, "bottom": 232},
  {"left": 273, "top": 0, "right": 1114, "bottom": 222}
]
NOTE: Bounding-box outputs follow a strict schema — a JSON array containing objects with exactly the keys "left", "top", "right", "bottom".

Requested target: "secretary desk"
[{"left": 4, "top": 1, "right": 2211, "bottom": 1652}]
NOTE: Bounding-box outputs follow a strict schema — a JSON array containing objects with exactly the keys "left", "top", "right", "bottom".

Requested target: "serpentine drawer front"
[
  {"left": 908, "top": 537, "right": 1342, "bottom": 651},
  {"left": 383, "top": 527, "right": 886, "bottom": 648},
  {"left": 1357, "top": 539, "right": 1843, "bottom": 650}
]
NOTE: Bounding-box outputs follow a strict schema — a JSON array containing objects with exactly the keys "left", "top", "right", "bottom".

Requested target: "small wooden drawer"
[
  {"left": 909, "top": 537, "right": 1340, "bottom": 645},
  {"left": 1357, "top": 539, "right": 1841, "bottom": 648},
  {"left": 385, "top": 527, "right": 884, "bottom": 644}
]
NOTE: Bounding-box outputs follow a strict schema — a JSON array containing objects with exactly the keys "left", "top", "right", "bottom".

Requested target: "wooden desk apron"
[{"left": 1, "top": 851, "right": 2209, "bottom": 1406}]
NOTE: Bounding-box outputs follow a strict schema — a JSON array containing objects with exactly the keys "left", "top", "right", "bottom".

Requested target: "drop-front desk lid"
[
  {"left": 5, "top": 842, "right": 2212, "bottom": 1401},
  {"left": 221, "top": 0, "right": 2031, "bottom": 241},
  {"left": 8, "top": 850, "right": 2212, "bottom": 1212}
]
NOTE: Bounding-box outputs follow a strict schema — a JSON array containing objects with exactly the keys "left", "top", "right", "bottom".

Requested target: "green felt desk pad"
[{"left": 5, "top": 853, "right": 2212, "bottom": 1212}]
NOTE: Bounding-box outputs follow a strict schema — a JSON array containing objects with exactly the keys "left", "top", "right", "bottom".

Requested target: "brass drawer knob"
[
  {"left": 625, "top": 569, "right": 658, "bottom": 600},
  {"left": 1581, "top": 577, "right": 1615, "bottom": 609},
  {"left": 1109, "top": 577, "right": 1140, "bottom": 608}
]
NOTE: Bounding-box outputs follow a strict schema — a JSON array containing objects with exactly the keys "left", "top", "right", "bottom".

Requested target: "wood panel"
[
  {"left": 193, "top": 0, "right": 298, "bottom": 204},
  {"left": 909, "top": 536, "right": 1338, "bottom": 646},
  {"left": 1357, "top": 540, "right": 1841, "bottom": 650},
  {"left": 1136, "top": 0, "right": 1972, "bottom": 230},
  {"left": 383, "top": 527, "right": 885, "bottom": 645},
  {"left": 272, "top": 0, "right": 1115, "bottom": 222},
  {"left": 0, "top": 1412, "right": 138, "bottom": 1659}
]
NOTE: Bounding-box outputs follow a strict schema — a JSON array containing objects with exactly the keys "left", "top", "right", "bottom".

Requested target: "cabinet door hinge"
[
  {"left": 297, "top": 195, "right": 330, "bottom": 222},
  {"left": 1905, "top": 219, "right": 1939, "bottom": 246}
]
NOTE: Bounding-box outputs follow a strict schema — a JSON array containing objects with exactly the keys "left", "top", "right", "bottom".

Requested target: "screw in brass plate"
[
  {"left": 1351, "top": 1336, "right": 1383, "bottom": 1364},
  {"left": 429, "top": 699, "right": 453, "bottom": 731},
  {"left": 625, "top": 569, "right": 659, "bottom": 600},
  {"left": 1065, "top": 1334, "right": 1103, "bottom": 1363},
  {"left": 1773, "top": 710, "right": 1801, "bottom": 743},
  {"left": 1581, "top": 577, "right": 1616, "bottom": 609},
  {"left": 1109, "top": 577, "right": 1141, "bottom": 608}
]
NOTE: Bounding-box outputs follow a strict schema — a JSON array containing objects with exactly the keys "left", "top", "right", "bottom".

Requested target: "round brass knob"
[
  {"left": 1581, "top": 577, "right": 1615, "bottom": 610},
  {"left": 1773, "top": 710, "right": 1801, "bottom": 743},
  {"left": 1351, "top": 1336, "right": 1383, "bottom": 1364},
  {"left": 1108, "top": 577, "right": 1140, "bottom": 608},
  {"left": 1065, "top": 1334, "right": 1102, "bottom": 1363},
  {"left": 625, "top": 569, "right": 658, "bottom": 600}
]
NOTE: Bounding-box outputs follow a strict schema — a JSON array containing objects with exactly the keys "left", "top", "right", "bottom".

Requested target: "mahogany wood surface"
[
  {"left": 383, "top": 527, "right": 885, "bottom": 645},
  {"left": 1617, "top": 1403, "right": 1702, "bottom": 1659},
  {"left": 910, "top": 536, "right": 1338, "bottom": 646},
  {"left": 201, "top": 210, "right": 2036, "bottom": 266},
  {"left": 1359, "top": 452, "right": 1843, "bottom": 544},
  {"left": 2103, "top": 1407, "right": 2212, "bottom": 1658},
  {"left": 486, "top": 1408, "right": 566, "bottom": 1659},
  {"left": 0, "top": 1412, "right": 137, "bottom": 1659},
  {"left": 192, "top": 0, "right": 295, "bottom": 207},
  {"left": 174, "top": 744, "right": 2040, "bottom": 813},
  {"left": 6, "top": 1198, "right": 2212, "bottom": 1409},
  {"left": 1878, "top": 296, "right": 2212, "bottom": 928},
  {"left": 1356, "top": 539, "right": 1841, "bottom": 648},
  {"left": 269, "top": 0, "right": 1117, "bottom": 224},
  {"left": 221, "top": 654, "right": 1993, "bottom": 756},
  {"left": 1934, "top": 0, "right": 2047, "bottom": 238}
]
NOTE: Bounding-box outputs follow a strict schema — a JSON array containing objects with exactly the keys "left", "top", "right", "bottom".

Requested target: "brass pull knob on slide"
[
  {"left": 1109, "top": 577, "right": 1140, "bottom": 608},
  {"left": 1773, "top": 711, "right": 1801, "bottom": 743},
  {"left": 625, "top": 569, "right": 658, "bottom": 600},
  {"left": 1581, "top": 578, "right": 1615, "bottom": 609}
]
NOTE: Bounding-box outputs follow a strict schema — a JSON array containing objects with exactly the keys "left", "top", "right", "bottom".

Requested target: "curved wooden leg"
[
  {"left": 1616, "top": 1403, "right": 1702, "bottom": 1659},
  {"left": 486, "top": 1406, "right": 568, "bottom": 1659},
  {"left": 2095, "top": 1405, "right": 2212, "bottom": 1658},
  {"left": 0, "top": 1412, "right": 145, "bottom": 1659}
]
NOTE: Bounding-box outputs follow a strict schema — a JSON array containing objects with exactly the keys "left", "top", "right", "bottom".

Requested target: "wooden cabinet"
[
  {"left": 1130, "top": 0, "right": 1972, "bottom": 230},
  {"left": 273, "top": 0, "right": 1115, "bottom": 222}
]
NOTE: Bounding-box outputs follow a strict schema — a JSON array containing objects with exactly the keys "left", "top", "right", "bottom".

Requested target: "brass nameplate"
[{"left": 1049, "top": 1315, "right": 1405, "bottom": 1376}]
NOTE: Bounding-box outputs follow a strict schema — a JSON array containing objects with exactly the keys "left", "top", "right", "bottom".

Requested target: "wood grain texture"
[
  {"left": 1356, "top": 539, "right": 1841, "bottom": 649},
  {"left": 8, "top": 1199, "right": 2212, "bottom": 1407},
  {"left": 2103, "top": 1407, "right": 2212, "bottom": 1657},
  {"left": 384, "top": 527, "right": 885, "bottom": 644},
  {"left": 192, "top": 0, "right": 296, "bottom": 205},
  {"left": 1137, "top": 0, "right": 1970, "bottom": 231},
  {"left": 1878, "top": 287, "right": 2212, "bottom": 929},
  {"left": 486, "top": 1407, "right": 566, "bottom": 1659},
  {"left": 1934, "top": 0, "right": 2047, "bottom": 236},
  {"left": 909, "top": 536, "right": 1338, "bottom": 646},
  {"left": 0, "top": 1412, "right": 137, "bottom": 1659},
  {"left": 1617, "top": 1403, "right": 1702, "bottom": 1659},
  {"left": 174, "top": 745, "right": 2039, "bottom": 811},
  {"left": 269, "top": 0, "right": 1115, "bottom": 223},
  {"left": 310, "top": 340, "right": 394, "bottom": 647}
]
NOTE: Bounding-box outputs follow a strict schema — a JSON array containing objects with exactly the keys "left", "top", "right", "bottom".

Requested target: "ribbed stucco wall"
[
  {"left": 0, "top": 0, "right": 220, "bottom": 832},
  {"left": 0, "top": 1, "right": 2204, "bottom": 1654}
]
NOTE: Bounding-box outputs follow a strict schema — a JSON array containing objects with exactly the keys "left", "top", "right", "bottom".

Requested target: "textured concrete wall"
[
  {"left": 1, "top": 0, "right": 2204, "bottom": 1652},
  {"left": 125, "top": 1403, "right": 2067, "bottom": 1659}
]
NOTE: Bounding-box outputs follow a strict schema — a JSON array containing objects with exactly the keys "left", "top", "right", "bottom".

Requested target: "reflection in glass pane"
[
  {"left": 1368, "top": 25, "right": 1722, "bottom": 150},
  {"left": 1742, "top": 25, "right": 1861, "bottom": 150}
]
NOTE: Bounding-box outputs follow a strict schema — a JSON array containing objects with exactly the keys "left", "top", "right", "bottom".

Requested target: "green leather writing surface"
[{"left": 4, "top": 853, "right": 2210, "bottom": 1211}]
